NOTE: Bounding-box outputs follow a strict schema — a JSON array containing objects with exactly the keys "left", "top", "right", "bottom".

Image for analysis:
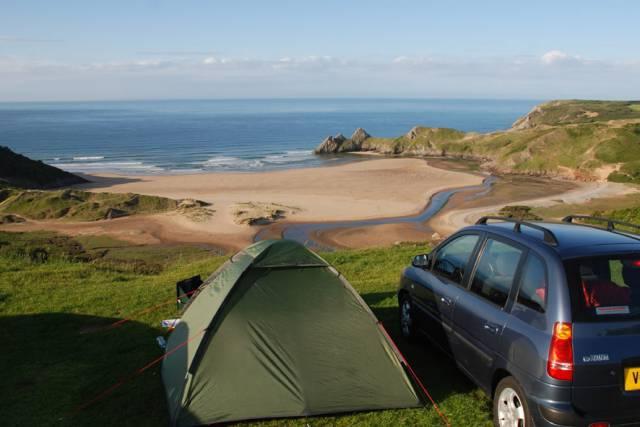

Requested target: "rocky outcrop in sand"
[
  {"left": 232, "top": 202, "right": 301, "bottom": 226},
  {"left": 176, "top": 199, "right": 214, "bottom": 222}
]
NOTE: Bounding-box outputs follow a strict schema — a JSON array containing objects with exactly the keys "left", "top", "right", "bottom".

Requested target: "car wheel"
[
  {"left": 493, "top": 377, "right": 532, "bottom": 427},
  {"left": 399, "top": 294, "right": 416, "bottom": 341}
]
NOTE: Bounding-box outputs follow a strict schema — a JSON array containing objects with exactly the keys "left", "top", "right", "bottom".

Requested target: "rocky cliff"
[
  {"left": 314, "top": 128, "right": 371, "bottom": 154},
  {"left": 313, "top": 100, "right": 640, "bottom": 182}
]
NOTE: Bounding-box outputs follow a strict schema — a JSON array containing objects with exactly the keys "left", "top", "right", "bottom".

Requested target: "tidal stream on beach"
[{"left": 254, "top": 175, "right": 497, "bottom": 250}]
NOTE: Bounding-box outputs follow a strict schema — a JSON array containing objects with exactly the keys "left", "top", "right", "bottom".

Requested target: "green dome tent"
[{"left": 162, "top": 240, "right": 424, "bottom": 426}]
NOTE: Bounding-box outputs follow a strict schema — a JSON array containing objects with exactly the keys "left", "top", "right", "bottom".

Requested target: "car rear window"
[{"left": 564, "top": 255, "right": 640, "bottom": 322}]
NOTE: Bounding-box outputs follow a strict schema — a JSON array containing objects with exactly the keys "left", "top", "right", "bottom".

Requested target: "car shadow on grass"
[{"left": 369, "top": 297, "right": 493, "bottom": 421}]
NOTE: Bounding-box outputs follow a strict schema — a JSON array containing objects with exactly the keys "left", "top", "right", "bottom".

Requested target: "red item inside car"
[{"left": 581, "top": 279, "right": 631, "bottom": 308}]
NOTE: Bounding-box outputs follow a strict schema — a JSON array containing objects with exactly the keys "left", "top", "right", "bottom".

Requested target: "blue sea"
[{"left": 0, "top": 99, "right": 539, "bottom": 174}]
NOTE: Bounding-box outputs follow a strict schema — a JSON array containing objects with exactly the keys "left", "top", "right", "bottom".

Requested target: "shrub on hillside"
[
  {"left": 498, "top": 205, "right": 542, "bottom": 221},
  {"left": 607, "top": 161, "right": 640, "bottom": 184}
]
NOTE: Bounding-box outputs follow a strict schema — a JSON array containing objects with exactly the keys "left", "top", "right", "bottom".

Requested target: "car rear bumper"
[
  {"left": 534, "top": 398, "right": 640, "bottom": 426},
  {"left": 535, "top": 400, "right": 582, "bottom": 426}
]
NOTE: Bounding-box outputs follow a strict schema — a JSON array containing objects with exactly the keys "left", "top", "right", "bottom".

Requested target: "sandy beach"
[
  {"left": 3, "top": 158, "right": 483, "bottom": 250},
  {"left": 5, "top": 156, "right": 637, "bottom": 251}
]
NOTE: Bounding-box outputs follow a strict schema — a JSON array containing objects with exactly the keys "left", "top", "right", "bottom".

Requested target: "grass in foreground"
[{"left": 0, "top": 232, "right": 491, "bottom": 426}]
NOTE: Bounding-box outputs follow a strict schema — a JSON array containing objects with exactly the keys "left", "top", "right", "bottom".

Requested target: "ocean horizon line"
[{"left": 0, "top": 96, "right": 547, "bottom": 105}]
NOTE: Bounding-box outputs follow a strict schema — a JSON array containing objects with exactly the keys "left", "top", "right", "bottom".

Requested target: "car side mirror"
[{"left": 412, "top": 253, "right": 431, "bottom": 269}]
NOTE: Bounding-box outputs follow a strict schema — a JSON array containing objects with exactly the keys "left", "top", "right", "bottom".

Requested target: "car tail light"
[
  {"left": 548, "top": 322, "right": 573, "bottom": 381},
  {"left": 589, "top": 423, "right": 610, "bottom": 427}
]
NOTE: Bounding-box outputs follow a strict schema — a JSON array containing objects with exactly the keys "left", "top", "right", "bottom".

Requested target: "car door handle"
[
  {"left": 440, "top": 296, "right": 453, "bottom": 306},
  {"left": 483, "top": 323, "right": 500, "bottom": 335}
]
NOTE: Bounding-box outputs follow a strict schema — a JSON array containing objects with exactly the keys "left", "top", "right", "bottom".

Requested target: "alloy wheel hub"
[{"left": 497, "top": 387, "right": 525, "bottom": 427}]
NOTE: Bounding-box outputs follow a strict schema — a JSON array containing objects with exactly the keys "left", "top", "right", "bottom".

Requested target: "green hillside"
[
  {"left": 511, "top": 100, "right": 640, "bottom": 128},
  {"left": 316, "top": 100, "right": 640, "bottom": 182},
  {"left": 0, "top": 146, "right": 87, "bottom": 189}
]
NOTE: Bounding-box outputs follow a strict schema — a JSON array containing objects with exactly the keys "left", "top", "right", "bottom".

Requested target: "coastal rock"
[
  {"left": 511, "top": 104, "right": 545, "bottom": 130},
  {"left": 314, "top": 133, "right": 348, "bottom": 154},
  {"left": 334, "top": 133, "right": 346, "bottom": 143},
  {"left": 314, "top": 129, "right": 371, "bottom": 154},
  {"left": 406, "top": 126, "right": 421, "bottom": 140},
  {"left": 350, "top": 128, "right": 370, "bottom": 145}
]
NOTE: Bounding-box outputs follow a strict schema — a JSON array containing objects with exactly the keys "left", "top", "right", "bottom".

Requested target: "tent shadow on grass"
[{"left": 0, "top": 313, "right": 170, "bottom": 427}]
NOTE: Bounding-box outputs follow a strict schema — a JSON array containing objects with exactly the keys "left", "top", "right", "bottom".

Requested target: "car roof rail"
[
  {"left": 561, "top": 215, "right": 640, "bottom": 234},
  {"left": 475, "top": 216, "right": 559, "bottom": 246}
]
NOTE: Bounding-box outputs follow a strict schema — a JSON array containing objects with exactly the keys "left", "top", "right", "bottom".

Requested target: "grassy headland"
[
  {"left": 0, "top": 146, "right": 87, "bottom": 189},
  {"left": 0, "top": 231, "right": 491, "bottom": 426},
  {"left": 316, "top": 100, "right": 640, "bottom": 182}
]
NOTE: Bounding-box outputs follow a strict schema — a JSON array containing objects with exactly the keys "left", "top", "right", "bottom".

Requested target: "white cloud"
[
  {"left": 540, "top": 50, "right": 590, "bottom": 66},
  {"left": 271, "top": 55, "right": 344, "bottom": 70},
  {"left": 541, "top": 50, "right": 569, "bottom": 65},
  {"left": 391, "top": 56, "right": 436, "bottom": 65},
  {"left": 2, "top": 52, "right": 640, "bottom": 101}
]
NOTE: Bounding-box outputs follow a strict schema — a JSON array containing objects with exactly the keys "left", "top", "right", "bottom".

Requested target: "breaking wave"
[
  {"left": 72, "top": 156, "right": 105, "bottom": 161},
  {"left": 51, "top": 161, "right": 164, "bottom": 174}
]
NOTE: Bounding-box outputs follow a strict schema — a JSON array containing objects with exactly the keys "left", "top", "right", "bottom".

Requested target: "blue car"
[{"left": 398, "top": 216, "right": 640, "bottom": 427}]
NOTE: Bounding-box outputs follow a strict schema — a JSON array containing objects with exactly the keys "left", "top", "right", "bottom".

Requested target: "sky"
[{"left": 1, "top": 0, "right": 639, "bottom": 101}]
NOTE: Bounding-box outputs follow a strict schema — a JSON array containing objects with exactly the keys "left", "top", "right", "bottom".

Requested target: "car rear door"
[{"left": 452, "top": 236, "right": 525, "bottom": 390}]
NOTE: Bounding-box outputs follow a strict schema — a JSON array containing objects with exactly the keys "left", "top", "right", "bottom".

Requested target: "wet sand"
[
  {"left": 312, "top": 175, "right": 577, "bottom": 249},
  {"left": 429, "top": 178, "right": 637, "bottom": 236}
]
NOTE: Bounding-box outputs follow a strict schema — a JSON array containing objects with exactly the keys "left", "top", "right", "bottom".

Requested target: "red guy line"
[{"left": 377, "top": 322, "right": 452, "bottom": 427}]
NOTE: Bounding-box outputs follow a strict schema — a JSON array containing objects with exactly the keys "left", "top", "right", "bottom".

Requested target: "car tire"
[
  {"left": 399, "top": 294, "right": 416, "bottom": 342},
  {"left": 493, "top": 376, "right": 533, "bottom": 427}
]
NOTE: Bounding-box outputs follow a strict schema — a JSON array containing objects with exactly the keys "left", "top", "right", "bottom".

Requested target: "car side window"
[
  {"left": 470, "top": 238, "right": 523, "bottom": 307},
  {"left": 432, "top": 234, "right": 479, "bottom": 285},
  {"left": 516, "top": 254, "right": 547, "bottom": 312}
]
